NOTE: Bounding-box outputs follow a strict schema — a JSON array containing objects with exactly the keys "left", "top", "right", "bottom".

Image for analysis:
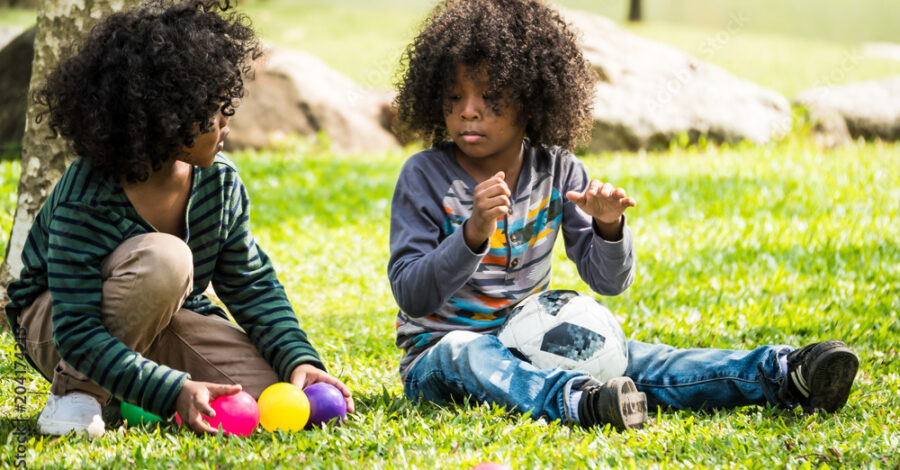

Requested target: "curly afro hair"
[
  {"left": 36, "top": 0, "right": 262, "bottom": 183},
  {"left": 394, "top": 0, "right": 595, "bottom": 151}
]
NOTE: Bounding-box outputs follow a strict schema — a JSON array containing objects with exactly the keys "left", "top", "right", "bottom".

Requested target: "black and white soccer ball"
[{"left": 497, "top": 290, "right": 628, "bottom": 382}]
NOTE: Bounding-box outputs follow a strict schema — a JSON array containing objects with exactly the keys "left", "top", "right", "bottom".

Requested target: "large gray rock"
[
  {"left": 563, "top": 10, "right": 791, "bottom": 151},
  {"left": 862, "top": 42, "right": 900, "bottom": 62},
  {"left": 0, "top": 27, "right": 33, "bottom": 149},
  {"left": 228, "top": 47, "right": 399, "bottom": 154},
  {"left": 0, "top": 25, "right": 24, "bottom": 48},
  {"left": 795, "top": 76, "right": 900, "bottom": 143}
]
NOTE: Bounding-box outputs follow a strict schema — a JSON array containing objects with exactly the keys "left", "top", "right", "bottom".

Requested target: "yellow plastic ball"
[{"left": 258, "top": 382, "right": 309, "bottom": 432}]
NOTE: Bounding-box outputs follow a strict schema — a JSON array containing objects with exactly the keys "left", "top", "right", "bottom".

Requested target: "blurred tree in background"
[
  {"left": 0, "top": 0, "right": 140, "bottom": 329},
  {"left": 0, "top": 0, "right": 37, "bottom": 7},
  {"left": 628, "top": 0, "right": 642, "bottom": 22}
]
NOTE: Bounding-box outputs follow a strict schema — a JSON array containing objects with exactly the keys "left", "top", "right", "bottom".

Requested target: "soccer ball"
[{"left": 496, "top": 290, "right": 628, "bottom": 382}]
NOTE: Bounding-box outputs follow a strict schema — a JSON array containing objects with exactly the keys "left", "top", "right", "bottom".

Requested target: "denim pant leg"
[
  {"left": 624, "top": 339, "right": 795, "bottom": 411},
  {"left": 403, "top": 331, "right": 592, "bottom": 423}
]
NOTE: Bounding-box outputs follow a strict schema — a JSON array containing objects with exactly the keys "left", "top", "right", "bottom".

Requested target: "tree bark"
[
  {"left": 0, "top": 0, "right": 139, "bottom": 329},
  {"left": 628, "top": 0, "right": 643, "bottom": 22}
]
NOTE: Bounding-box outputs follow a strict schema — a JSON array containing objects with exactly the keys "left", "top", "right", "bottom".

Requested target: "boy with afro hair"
[
  {"left": 389, "top": 0, "right": 858, "bottom": 431},
  {"left": 6, "top": 0, "right": 352, "bottom": 436}
]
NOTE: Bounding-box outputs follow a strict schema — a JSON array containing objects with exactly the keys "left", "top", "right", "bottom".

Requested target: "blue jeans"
[{"left": 403, "top": 331, "right": 795, "bottom": 423}]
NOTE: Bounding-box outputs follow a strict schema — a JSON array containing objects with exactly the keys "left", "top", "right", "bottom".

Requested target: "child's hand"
[
  {"left": 175, "top": 379, "right": 242, "bottom": 434},
  {"left": 290, "top": 363, "right": 355, "bottom": 415},
  {"left": 464, "top": 171, "right": 510, "bottom": 251},
  {"left": 566, "top": 179, "right": 637, "bottom": 233}
]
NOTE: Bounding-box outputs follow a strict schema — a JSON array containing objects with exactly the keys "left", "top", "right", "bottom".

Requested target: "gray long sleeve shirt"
[{"left": 388, "top": 141, "right": 635, "bottom": 378}]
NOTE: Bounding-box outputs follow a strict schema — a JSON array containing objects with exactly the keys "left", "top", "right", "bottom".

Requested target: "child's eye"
[{"left": 449, "top": 95, "right": 461, "bottom": 101}]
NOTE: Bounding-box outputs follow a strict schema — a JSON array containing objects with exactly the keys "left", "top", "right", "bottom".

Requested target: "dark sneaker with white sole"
[
  {"left": 577, "top": 377, "right": 649, "bottom": 431},
  {"left": 787, "top": 340, "right": 859, "bottom": 413}
]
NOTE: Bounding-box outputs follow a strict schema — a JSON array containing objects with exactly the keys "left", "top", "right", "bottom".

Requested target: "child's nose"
[{"left": 460, "top": 97, "right": 482, "bottom": 120}]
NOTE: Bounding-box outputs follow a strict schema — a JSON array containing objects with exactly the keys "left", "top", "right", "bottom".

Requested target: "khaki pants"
[{"left": 17, "top": 233, "right": 279, "bottom": 406}]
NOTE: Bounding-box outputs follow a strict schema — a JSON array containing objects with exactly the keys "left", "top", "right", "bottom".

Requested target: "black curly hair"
[
  {"left": 36, "top": 0, "right": 262, "bottom": 183},
  {"left": 394, "top": 0, "right": 595, "bottom": 151}
]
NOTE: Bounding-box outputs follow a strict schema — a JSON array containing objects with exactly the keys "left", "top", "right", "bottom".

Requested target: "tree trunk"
[
  {"left": 0, "top": 0, "right": 40, "bottom": 8},
  {"left": 628, "top": 0, "right": 643, "bottom": 22},
  {"left": 0, "top": 0, "right": 140, "bottom": 329}
]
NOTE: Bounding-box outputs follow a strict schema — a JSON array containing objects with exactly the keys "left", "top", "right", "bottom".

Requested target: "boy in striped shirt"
[
  {"left": 388, "top": 0, "right": 858, "bottom": 431},
  {"left": 5, "top": 0, "right": 352, "bottom": 436}
]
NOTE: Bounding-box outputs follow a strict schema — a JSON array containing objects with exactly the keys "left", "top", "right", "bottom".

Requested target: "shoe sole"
[
  {"left": 38, "top": 411, "right": 105, "bottom": 436},
  {"left": 37, "top": 418, "right": 94, "bottom": 436},
  {"left": 604, "top": 377, "right": 649, "bottom": 431},
  {"left": 806, "top": 343, "right": 859, "bottom": 413}
]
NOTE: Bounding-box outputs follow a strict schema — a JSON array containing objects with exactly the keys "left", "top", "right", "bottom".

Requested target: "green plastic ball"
[{"left": 120, "top": 401, "right": 163, "bottom": 426}]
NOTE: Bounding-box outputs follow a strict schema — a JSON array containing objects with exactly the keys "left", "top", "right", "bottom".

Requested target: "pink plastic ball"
[
  {"left": 205, "top": 391, "right": 260, "bottom": 436},
  {"left": 471, "top": 463, "right": 512, "bottom": 470}
]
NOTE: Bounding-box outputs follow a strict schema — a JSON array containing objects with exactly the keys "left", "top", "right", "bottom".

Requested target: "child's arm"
[
  {"left": 47, "top": 204, "right": 189, "bottom": 417},
  {"left": 559, "top": 158, "right": 637, "bottom": 295},
  {"left": 388, "top": 157, "right": 487, "bottom": 317},
  {"left": 211, "top": 176, "right": 326, "bottom": 380}
]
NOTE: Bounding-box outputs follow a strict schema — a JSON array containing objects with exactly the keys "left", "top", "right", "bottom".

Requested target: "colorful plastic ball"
[
  {"left": 471, "top": 463, "right": 512, "bottom": 470},
  {"left": 258, "top": 382, "right": 310, "bottom": 432},
  {"left": 204, "top": 390, "right": 260, "bottom": 436},
  {"left": 304, "top": 383, "right": 347, "bottom": 427},
  {"left": 120, "top": 401, "right": 163, "bottom": 426}
]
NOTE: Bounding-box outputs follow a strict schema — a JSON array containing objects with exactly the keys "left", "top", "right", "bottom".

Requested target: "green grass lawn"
[
  {"left": 2, "top": 1, "right": 900, "bottom": 468},
  {"left": 1, "top": 129, "right": 898, "bottom": 468}
]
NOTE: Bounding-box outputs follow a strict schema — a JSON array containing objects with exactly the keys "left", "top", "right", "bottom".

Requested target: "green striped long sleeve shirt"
[{"left": 5, "top": 154, "right": 324, "bottom": 416}]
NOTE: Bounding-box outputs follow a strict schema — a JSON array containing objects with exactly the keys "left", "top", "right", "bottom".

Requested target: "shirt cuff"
[
  {"left": 451, "top": 219, "right": 490, "bottom": 257},
  {"left": 591, "top": 215, "right": 633, "bottom": 257}
]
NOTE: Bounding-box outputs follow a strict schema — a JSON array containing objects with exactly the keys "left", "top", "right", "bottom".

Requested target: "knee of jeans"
[
  {"left": 435, "top": 331, "right": 483, "bottom": 357},
  {"left": 433, "top": 330, "right": 500, "bottom": 377},
  {"left": 130, "top": 234, "right": 193, "bottom": 296}
]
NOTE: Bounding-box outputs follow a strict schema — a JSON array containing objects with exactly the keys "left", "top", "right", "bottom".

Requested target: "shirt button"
[{"left": 510, "top": 259, "right": 519, "bottom": 268}]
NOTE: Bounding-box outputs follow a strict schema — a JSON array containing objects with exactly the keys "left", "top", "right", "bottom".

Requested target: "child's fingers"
[
  {"left": 565, "top": 190, "right": 584, "bottom": 203},
  {"left": 325, "top": 378, "right": 356, "bottom": 414},
  {"left": 197, "top": 399, "right": 217, "bottom": 418},
  {"left": 306, "top": 372, "right": 356, "bottom": 414},
  {"left": 207, "top": 383, "right": 242, "bottom": 400},
  {"left": 586, "top": 179, "right": 602, "bottom": 197},
  {"left": 315, "top": 373, "right": 351, "bottom": 396},
  {"left": 476, "top": 181, "right": 511, "bottom": 199},
  {"left": 192, "top": 413, "right": 219, "bottom": 435},
  {"left": 599, "top": 182, "right": 615, "bottom": 198},
  {"left": 474, "top": 173, "right": 508, "bottom": 192},
  {"left": 483, "top": 205, "right": 509, "bottom": 221},
  {"left": 621, "top": 197, "right": 637, "bottom": 208},
  {"left": 345, "top": 397, "right": 355, "bottom": 415},
  {"left": 481, "top": 194, "right": 510, "bottom": 210}
]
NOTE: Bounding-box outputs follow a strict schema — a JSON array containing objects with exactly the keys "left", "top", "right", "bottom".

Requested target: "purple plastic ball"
[{"left": 304, "top": 383, "right": 347, "bottom": 427}]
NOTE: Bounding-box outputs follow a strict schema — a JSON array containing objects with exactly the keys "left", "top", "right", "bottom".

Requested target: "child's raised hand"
[
  {"left": 464, "top": 171, "right": 510, "bottom": 251},
  {"left": 566, "top": 179, "right": 637, "bottom": 226},
  {"left": 290, "top": 363, "right": 355, "bottom": 414},
  {"left": 175, "top": 379, "right": 242, "bottom": 434}
]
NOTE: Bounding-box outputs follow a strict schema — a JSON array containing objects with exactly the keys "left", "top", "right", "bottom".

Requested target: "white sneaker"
[{"left": 37, "top": 392, "right": 105, "bottom": 437}]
